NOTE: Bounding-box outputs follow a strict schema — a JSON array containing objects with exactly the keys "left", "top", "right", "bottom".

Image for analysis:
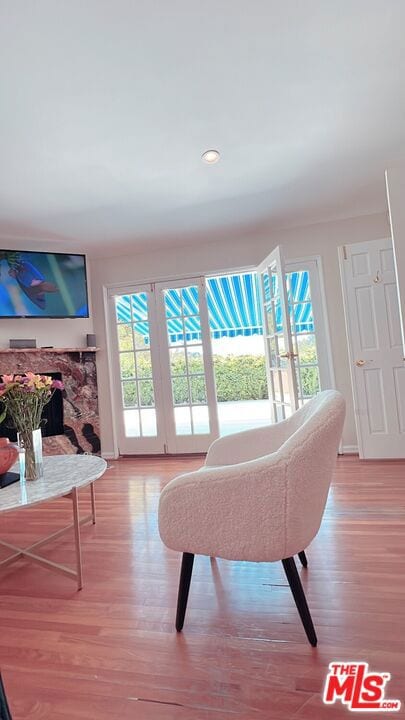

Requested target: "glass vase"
[{"left": 17, "top": 428, "right": 43, "bottom": 481}]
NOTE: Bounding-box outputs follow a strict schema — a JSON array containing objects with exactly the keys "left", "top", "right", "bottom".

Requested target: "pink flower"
[
  {"left": 51, "top": 379, "right": 64, "bottom": 391},
  {"left": 2, "top": 374, "right": 14, "bottom": 384}
]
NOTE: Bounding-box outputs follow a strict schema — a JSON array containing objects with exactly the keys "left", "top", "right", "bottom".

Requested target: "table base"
[{"left": 0, "top": 482, "right": 96, "bottom": 590}]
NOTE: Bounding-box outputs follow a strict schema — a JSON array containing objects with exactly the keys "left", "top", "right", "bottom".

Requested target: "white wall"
[
  {"left": 90, "top": 212, "right": 390, "bottom": 457},
  {"left": 385, "top": 167, "right": 405, "bottom": 354},
  {"left": 0, "top": 317, "right": 94, "bottom": 350}
]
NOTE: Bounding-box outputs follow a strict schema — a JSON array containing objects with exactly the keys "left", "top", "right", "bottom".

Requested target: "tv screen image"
[{"left": 0, "top": 250, "right": 89, "bottom": 318}]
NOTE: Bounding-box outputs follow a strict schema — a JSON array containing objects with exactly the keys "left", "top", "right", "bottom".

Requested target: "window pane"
[
  {"left": 140, "top": 409, "right": 157, "bottom": 437},
  {"left": 268, "top": 337, "right": 277, "bottom": 367},
  {"left": 262, "top": 271, "right": 271, "bottom": 302},
  {"left": 297, "top": 334, "right": 318, "bottom": 364},
  {"left": 272, "top": 370, "right": 282, "bottom": 402},
  {"left": 120, "top": 352, "right": 135, "bottom": 379},
  {"left": 265, "top": 305, "right": 275, "bottom": 336},
  {"left": 122, "top": 381, "right": 138, "bottom": 407},
  {"left": 117, "top": 324, "right": 133, "bottom": 351},
  {"left": 134, "top": 323, "right": 150, "bottom": 349},
  {"left": 187, "top": 347, "right": 204, "bottom": 374},
  {"left": 192, "top": 406, "right": 210, "bottom": 434},
  {"left": 172, "top": 376, "right": 189, "bottom": 405},
  {"left": 167, "top": 318, "right": 184, "bottom": 346},
  {"left": 139, "top": 380, "right": 154, "bottom": 407},
  {"left": 190, "top": 375, "right": 207, "bottom": 404},
  {"left": 124, "top": 409, "right": 140, "bottom": 437},
  {"left": 115, "top": 295, "right": 131, "bottom": 323},
  {"left": 292, "top": 303, "right": 314, "bottom": 333},
  {"left": 131, "top": 292, "right": 148, "bottom": 321},
  {"left": 136, "top": 351, "right": 152, "bottom": 378},
  {"left": 170, "top": 348, "right": 186, "bottom": 375},
  {"left": 184, "top": 316, "right": 201, "bottom": 343},
  {"left": 277, "top": 335, "right": 287, "bottom": 368},
  {"left": 300, "top": 366, "right": 320, "bottom": 398},
  {"left": 181, "top": 286, "right": 199, "bottom": 316},
  {"left": 164, "top": 289, "right": 181, "bottom": 317},
  {"left": 280, "top": 369, "right": 291, "bottom": 405},
  {"left": 270, "top": 271, "right": 279, "bottom": 300},
  {"left": 174, "top": 406, "right": 192, "bottom": 435},
  {"left": 273, "top": 297, "right": 282, "bottom": 332},
  {"left": 287, "top": 271, "right": 311, "bottom": 304}
]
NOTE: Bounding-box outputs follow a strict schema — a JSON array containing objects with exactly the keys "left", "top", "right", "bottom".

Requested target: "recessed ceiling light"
[{"left": 202, "top": 149, "right": 220, "bottom": 164}]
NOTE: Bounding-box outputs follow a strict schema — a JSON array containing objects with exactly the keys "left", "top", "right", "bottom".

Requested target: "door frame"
[{"left": 104, "top": 254, "right": 336, "bottom": 457}]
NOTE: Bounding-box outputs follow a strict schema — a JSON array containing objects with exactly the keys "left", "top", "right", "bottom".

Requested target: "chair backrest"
[{"left": 275, "top": 390, "right": 345, "bottom": 557}]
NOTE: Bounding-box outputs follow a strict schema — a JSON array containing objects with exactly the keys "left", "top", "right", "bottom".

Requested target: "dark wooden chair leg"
[
  {"left": 175, "top": 552, "right": 195, "bottom": 632},
  {"left": 0, "top": 674, "right": 13, "bottom": 720},
  {"left": 298, "top": 550, "right": 308, "bottom": 568},
  {"left": 282, "top": 556, "right": 317, "bottom": 647}
]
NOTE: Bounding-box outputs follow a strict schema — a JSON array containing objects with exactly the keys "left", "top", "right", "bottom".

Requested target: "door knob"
[{"left": 355, "top": 359, "right": 366, "bottom": 367}]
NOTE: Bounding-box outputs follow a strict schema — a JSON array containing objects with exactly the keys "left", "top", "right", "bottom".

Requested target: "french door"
[
  {"left": 108, "top": 277, "right": 219, "bottom": 454},
  {"left": 257, "top": 246, "right": 299, "bottom": 421}
]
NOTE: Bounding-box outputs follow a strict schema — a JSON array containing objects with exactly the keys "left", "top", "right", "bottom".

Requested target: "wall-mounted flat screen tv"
[{"left": 0, "top": 250, "right": 89, "bottom": 318}]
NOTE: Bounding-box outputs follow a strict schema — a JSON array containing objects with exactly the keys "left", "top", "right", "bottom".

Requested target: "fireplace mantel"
[
  {"left": 0, "top": 347, "right": 99, "bottom": 354},
  {"left": 0, "top": 348, "right": 100, "bottom": 455}
]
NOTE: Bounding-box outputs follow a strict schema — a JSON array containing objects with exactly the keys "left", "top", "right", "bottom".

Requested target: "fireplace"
[{"left": 0, "top": 349, "right": 100, "bottom": 455}]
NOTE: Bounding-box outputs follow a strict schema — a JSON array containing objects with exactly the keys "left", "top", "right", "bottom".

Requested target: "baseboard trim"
[
  {"left": 101, "top": 451, "right": 119, "bottom": 460},
  {"left": 340, "top": 445, "right": 359, "bottom": 454}
]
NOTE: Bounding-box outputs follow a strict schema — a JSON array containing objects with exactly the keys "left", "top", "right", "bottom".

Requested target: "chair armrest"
[{"left": 205, "top": 418, "right": 293, "bottom": 467}]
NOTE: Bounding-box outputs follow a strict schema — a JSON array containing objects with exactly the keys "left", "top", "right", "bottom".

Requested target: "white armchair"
[{"left": 158, "top": 390, "right": 345, "bottom": 645}]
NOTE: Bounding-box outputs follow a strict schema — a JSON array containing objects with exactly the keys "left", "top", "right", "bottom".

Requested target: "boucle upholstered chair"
[{"left": 159, "top": 390, "right": 345, "bottom": 646}]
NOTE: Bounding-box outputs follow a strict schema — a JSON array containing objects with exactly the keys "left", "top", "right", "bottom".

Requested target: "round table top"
[{"left": 0, "top": 454, "right": 107, "bottom": 514}]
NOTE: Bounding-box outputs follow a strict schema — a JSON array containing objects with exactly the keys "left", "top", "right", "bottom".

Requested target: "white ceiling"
[{"left": 1, "top": 0, "right": 404, "bottom": 256}]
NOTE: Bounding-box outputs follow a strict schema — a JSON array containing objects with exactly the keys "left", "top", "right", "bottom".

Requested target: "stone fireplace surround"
[{"left": 0, "top": 348, "right": 100, "bottom": 455}]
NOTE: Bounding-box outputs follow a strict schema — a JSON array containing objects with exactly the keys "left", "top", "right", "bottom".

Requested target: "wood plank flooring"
[{"left": 0, "top": 455, "right": 404, "bottom": 719}]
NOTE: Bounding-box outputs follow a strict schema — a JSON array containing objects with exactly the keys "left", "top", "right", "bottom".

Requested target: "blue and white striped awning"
[{"left": 115, "top": 271, "right": 313, "bottom": 342}]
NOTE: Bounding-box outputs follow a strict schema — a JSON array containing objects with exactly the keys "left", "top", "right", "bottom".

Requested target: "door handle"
[
  {"left": 355, "top": 359, "right": 366, "bottom": 367},
  {"left": 279, "top": 352, "right": 298, "bottom": 360}
]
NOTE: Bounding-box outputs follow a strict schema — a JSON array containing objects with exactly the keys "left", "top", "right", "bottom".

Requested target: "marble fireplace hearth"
[{"left": 0, "top": 348, "right": 100, "bottom": 455}]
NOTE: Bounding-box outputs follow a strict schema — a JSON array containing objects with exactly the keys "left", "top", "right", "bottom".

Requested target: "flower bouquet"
[{"left": 0, "top": 373, "right": 64, "bottom": 480}]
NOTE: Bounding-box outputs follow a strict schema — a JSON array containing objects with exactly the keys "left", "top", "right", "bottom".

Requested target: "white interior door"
[
  {"left": 257, "top": 246, "right": 299, "bottom": 421},
  {"left": 156, "top": 277, "right": 219, "bottom": 453},
  {"left": 340, "top": 238, "right": 405, "bottom": 459}
]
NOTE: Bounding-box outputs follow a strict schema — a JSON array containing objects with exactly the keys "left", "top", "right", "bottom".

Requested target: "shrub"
[{"left": 120, "top": 343, "right": 319, "bottom": 406}]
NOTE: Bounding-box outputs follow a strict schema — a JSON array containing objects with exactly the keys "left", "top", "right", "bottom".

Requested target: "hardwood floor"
[{"left": 0, "top": 455, "right": 404, "bottom": 719}]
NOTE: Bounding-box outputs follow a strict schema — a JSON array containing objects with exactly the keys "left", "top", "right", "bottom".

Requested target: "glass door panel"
[
  {"left": 156, "top": 278, "right": 219, "bottom": 453},
  {"left": 109, "top": 286, "right": 165, "bottom": 454},
  {"left": 285, "top": 262, "right": 332, "bottom": 405},
  {"left": 257, "top": 246, "right": 299, "bottom": 421}
]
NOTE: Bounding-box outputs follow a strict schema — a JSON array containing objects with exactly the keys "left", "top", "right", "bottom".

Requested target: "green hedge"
[
  {"left": 213, "top": 355, "right": 268, "bottom": 402},
  {"left": 121, "top": 341, "right": 319, "bottom": 407}
]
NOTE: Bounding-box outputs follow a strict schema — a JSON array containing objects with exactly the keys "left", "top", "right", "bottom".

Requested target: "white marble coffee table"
[{"left": 0, "top": 454, "right": 107, "bottom": 589}]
